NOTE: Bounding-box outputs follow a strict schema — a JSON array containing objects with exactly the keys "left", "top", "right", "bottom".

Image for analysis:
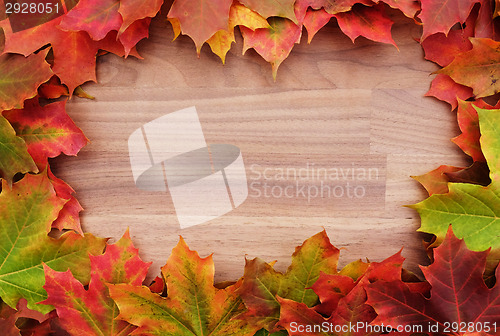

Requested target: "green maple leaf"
[
  {"left": 411, "top": 107, "right": 500, "bottom": 251},
  {"left": 0, "top": 50, "right": 52, "bottom": 111},
  {"left": 237, "top": 230, "right": 340, "bottom": 332},
  {"left": 0, "top": 172, "right": 106, "bottom": 313},
  {"left": 108, "top": 237, "right": 261, "bottom": 336},
  {"left": 41, "top": 230, "right": 150, "bottom": 335},
  {"left": 0, "top": 115, "right": 37, "bottom": 185}
]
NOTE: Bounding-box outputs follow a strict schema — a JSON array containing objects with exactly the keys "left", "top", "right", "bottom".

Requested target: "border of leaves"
[{"left": 1, "top": 0, "right": 500, "bottom": 335}]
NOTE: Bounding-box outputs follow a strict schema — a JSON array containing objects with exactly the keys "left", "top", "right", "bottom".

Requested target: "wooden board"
[{"left": 50, "top": 13, "right": 468, "bottom": 282}]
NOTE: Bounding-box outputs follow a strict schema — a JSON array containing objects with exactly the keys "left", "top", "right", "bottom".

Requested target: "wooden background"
[{"left": 51, "top": 10, "right": 468, "bottom": 282}]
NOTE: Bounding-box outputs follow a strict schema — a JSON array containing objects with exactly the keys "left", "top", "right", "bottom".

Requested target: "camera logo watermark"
[{"left": 128, "top": 106, "right": 248, "bottom": 229}]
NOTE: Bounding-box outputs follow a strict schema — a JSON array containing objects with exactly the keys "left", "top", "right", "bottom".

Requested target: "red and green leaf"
[
  {"left": 412, "top": 106, "right": 500, "bottom": 251},
  {"left": 109, "top": 237, "right": 260, "bottom": 335},
  {"left": 238, "top": 230, "right": 339, "bottom": 332},
  {"left": 0, "top": 115, "right": 37, "bottom": 185},
  {"left": 0, "top": 51, "right": 52, "bottom": 111},
  {"left": 47, "top": 167, "right": 84, "bottom": 234},
  {"left": 40, "top": 230, "right": 149, "bottom": 335},
  {"left": 439, "top": 38, "right": 500, "bottom": 98},
  {"left": 366, "top": 229, "right": 500, "bottom": 333},
  {"left": 451, "top": 99, "right": 500, "bottom": 162},
  {"left": 277, "top": 251, "right": 411, "bottom": 335},
  {"left": 0, "top": 172, "right": 106, "bottom": 313},
  {"left": 241, "top": 17, "right": 302, "bottom": 80},
  {"left": 4, "top": 98, "right": 88, "bottom": 168}
]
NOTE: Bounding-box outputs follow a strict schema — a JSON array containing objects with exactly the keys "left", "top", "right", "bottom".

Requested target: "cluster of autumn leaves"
[{"left": 1, "top": 0, "right": 500, "bottom": 334}]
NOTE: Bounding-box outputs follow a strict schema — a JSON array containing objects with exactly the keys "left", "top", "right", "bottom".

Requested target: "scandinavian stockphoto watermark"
[
  {"left": 248, "top": 162, "right": 380, "bottom": 203},
  {"left": 128, "top": 106, "right": 249, "bottom": 229},
  {"left": 287, "top": 321, "right": 498, "bottom": 334}
]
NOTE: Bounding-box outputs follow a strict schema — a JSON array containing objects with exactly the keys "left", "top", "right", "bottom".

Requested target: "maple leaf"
[
  {"left": 51, "top": 30, "right": 99, "bottom": 95},
  {"left": 366, "top": 228, "right": 500, "bottom": 334},
  {"left": 0, "top": 172, "right": 106, "bottom": 313},
  {"left": 0, "top": 50, "right": 52, "bottom": 111},
  {"left": 229, "top": 3, "right": 271, "bottom": 30},
  {"left": 0, "top": 298, "right": 51, "bottom": 336},
  {"left": 420, "top": 14, "right": 476, "bottom": 109},
  {"left": 168, "top": 0, "right": 233, "bottom": 54},
  {"left": 475, "top": 0, "right": 500, "bottom": 40},
  {"left": 59, "top": 0, "right": 122, "bottom": 41},
  {"left": 412, "top": 165, "right": 469, "bottom": 196},
  {"left": 47, "top": 168, "right": 84, "bottom": 234},
  {"left": 148, "top": 276, "right": 164, "bottom": 294},
  {"left": 38, "top": 76, "right": 69, "bottom": 100},
  {"left": 380, "top": 0, "right": 420, "bottom": 18},
  {"left": 207, "top": 3, "right": 270, "bottom": 63},
  {"left": 0, "top": 115, "right": 37, "bottom": 185},
  {"left": 438, "top": 38, "right": 500, "bottom": 98},
  {"left": 241, "top": 17, "right": 302, "bottom": 80},
  {"left": 419, "top": 0, "right": 480, "bottom": 40},
  {"left": 277, "top": 251, "right": 415, "bottom": 335},
  {"left": 0, "top": 16, "right": 99, "bottom": 94},
  {"left": 238, "top": 230, "right": 339, "bottom": 332},
  {"left": 0, "top": 299, "right": 24, "bottom": 336},
  {"left": 411, "top": 106, "right": 500, "bottom": 251},
  {"left": 425, "top": 74, "right": 473, "bottom": 110},
  {"left": 0, "top": 16, "right": 59, "bottom": 56},
  {"left": 239, "top": 0, "right": 297, "bottom": 23},
  {"left": 303, "top": 9, "right": 333, "bottom": 43},
  {"left": 168, "top": 17, "right": 182, "bottom": 41},
  {"left": 446, "top": 161, "right": 491, "bottom": 186},
  {"left": 277, "top": 282, "right": 377, "bottom": 336},
  {"left": 421, "top": 24, "right": 474, "bottom": 68},
  {"left": 40, "top": 230, "right": 150, "bottom": 335},
  {"left": 108, "top": 237, "right": 261, "bottom": 335},
  {"left": 0, "top": 17, "right": 140, "bottom": 94},
  {"left": 3, "top": 98, "right": 88, "bottom": 169},
  {"left": 51, "top": 196, "right": 84, "bottom": 234},
  {"left": 334, "top": 4, "right": 397, "bottom": 48},
  {"left": 310, "top": 259, "right": 374, "bottom": 317},
  {"left": 452, "top": 99, "right": 500, "bottom": 162},
  {"left": 96, "top": 30, "right": 144, "bottom": 59},
  {"left": 316, "top": 251, "right": 426, "bottom": 318},
  {"left": 118, "top": 17, "right": 151, "bottom": 57},
  {"left": 118, "top": 0, "right": 163, "bottom": 34},
  {"left": 207, "top": 30, "right": 235, "bottom": 64},
  {"left": 296, "top": 0, "right": 369, "bottom": 16}
]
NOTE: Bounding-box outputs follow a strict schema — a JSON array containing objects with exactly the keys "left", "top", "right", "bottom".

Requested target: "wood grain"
[{"left": 50, "top": 12, "right": 468, "bottom": 282}]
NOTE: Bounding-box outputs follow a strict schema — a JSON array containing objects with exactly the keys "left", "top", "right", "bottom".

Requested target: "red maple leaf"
[
  {"left": 366, "top": 228, "right": 500, "bottom": 335},
  {"left": 334, "top": 4, "right": 397, "bottom": 48},
  {"left": 41, "top": 230, "right": 151, "bottom": 335},
  {"left": 419, "top": 0, "right": 480, "bottom": 40}
]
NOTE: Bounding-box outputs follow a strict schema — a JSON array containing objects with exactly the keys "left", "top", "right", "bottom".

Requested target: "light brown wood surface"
[{"left": 51, "top": 12, "right": 468, "bottom": 282}]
